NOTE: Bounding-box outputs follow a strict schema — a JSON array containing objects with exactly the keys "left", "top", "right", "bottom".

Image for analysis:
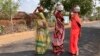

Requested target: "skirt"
[{"left": 35, "top": 28, "right": 50, "bottom": 54}]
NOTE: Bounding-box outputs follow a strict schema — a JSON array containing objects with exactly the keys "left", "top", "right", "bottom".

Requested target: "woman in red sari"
[
  {"left": 52, "top": 2, "right": 65, "bottom": 56},
  {"left": 69, "top": 5, "right": 81, "bottom": 56}
]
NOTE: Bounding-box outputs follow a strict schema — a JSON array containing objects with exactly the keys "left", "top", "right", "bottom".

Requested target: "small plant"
[{"left": 0, "top": 25, "right": 4, "bottom": 34}]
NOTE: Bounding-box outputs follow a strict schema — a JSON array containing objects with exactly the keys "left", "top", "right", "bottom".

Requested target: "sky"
[
  {"left": 14, "top": 0, "right": 40, "bottom": 13},
  {"left": 13, "top": 0, "right": 100, "bottom": 13},
  {"left": 95, "top": 0, "right": 100, "bottom": 7}
]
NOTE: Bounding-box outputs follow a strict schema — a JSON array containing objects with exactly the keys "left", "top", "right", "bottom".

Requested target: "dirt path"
[{"left": 0, "top": 31, "right": 36, "bottom": 47}]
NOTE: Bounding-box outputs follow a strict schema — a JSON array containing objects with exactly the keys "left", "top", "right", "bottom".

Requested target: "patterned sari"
[
  {"left": 35, "top": 12, "right": 50, "bottom": 55},
  {"left": 52, "top": 11, "right": 65, "bottom": 54}
]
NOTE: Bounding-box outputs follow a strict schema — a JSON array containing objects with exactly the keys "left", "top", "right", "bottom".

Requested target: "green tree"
[
  {"left": 40, "top": 0, "right": 55, "bottom": 12},
  {"left": 0, "top": 0, "right": 19, "bottom": 32},
  {"left": 96, "top": 7, "right": 100, "bottom": 19},
  {"left": 0, "top": 0, "right": 19, "bottom": 19},
  {"left": 62, "top": 0, "right": 93, "bottom": 16},
  {"left": 96, "top": 7, "right": 100, "bottom": 13},
  {"left": 40, "top": 0, "right": 93, "bottom": 16}
]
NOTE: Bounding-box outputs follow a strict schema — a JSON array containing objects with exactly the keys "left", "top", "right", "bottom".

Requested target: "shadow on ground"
[
  {"left": 0, "top": 51, "right": 34, "bottom": 56},
  {"left": 0, "top": 27, "right": 100, "bottom": 56},
  {"left": 0, "top": 50, "right": 75, "bottom": 56}
]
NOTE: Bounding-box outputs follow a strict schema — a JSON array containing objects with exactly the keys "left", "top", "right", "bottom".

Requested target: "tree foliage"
[
  {"left": 62, "top": 0, "right": 93, "bottom": 16},
  {"left": 0, "top": 0, "right": 19, "bottom": 19},
  {"left": 96, "top": 6, "right": 100, "bottom": 19},
  {"left": 40, "top": 0, "right": 93, "bottom": 16},
  {"left": 40, "top": 0, "right": 55, "bottom": 12},
  {"left": 96, "top": 7, "right": 100, "bottom": 13}
]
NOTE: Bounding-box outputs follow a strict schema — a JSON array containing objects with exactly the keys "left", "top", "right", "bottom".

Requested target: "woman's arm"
[
  {"left": 33, "top": 7, "right": 38, "bottom": 13},
  {"left": 43, "top": 19, "right": 48, "bottom": 28}
]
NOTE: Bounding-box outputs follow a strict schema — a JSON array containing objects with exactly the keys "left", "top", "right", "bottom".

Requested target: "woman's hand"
[{"left": 57, "top": 18, "right": 64, "bottom": 26}]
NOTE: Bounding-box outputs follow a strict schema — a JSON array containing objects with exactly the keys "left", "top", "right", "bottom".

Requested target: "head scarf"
[{"left": 56, "top": 2, "right": 64, "bottom": 11}]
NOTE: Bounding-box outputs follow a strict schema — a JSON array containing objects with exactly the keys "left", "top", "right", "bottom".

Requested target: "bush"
[
  {"left": 0, "top": 26, "right": 4, "bottom": 34},
  {"left": 96, "top": 15, "right": 100, "bottom": 20}
]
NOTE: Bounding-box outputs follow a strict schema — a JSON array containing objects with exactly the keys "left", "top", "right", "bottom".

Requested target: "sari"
[
  {"left": 52, "top": 11, "right": 65, "bottom": 54},
  {"left": 69, "top": 12, "right": 81, "bottom": 54},
  {"left": 35, "top": 12, "right": 50, "bottom": 55}
]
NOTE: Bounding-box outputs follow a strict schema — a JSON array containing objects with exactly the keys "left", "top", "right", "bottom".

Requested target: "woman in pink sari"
[
  {"left": 52, "top": 2, "right": 65, "bottom": 55},
  {"left": 69, "top": 5, "right": 81, "bottom": 56}
]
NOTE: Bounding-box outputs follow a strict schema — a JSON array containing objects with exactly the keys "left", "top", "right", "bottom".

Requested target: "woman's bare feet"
[{"left": 76, "top": 50, "right": 79, "bottom": 56}]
